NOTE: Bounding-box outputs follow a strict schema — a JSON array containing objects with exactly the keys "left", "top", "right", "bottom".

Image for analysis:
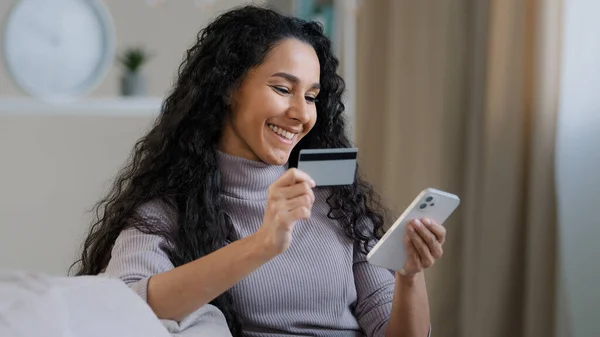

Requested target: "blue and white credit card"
[{"left": 297, "top": 148, "right": 358, "bottom": 186}]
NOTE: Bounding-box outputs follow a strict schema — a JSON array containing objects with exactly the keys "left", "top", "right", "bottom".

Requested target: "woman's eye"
[
  {"left": 305, "top": 96, "right": 318, "bottom": 104},
  {"left": 273, "top": 86, "right": 290, "bottom": 94}
]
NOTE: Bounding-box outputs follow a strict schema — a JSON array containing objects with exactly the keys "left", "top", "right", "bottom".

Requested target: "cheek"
[
  {"left": 251, "top": 91, "right": 288, "bottom": 123},
  {"left": 234, "top": 101, "right": 269, "bottom": 131}
]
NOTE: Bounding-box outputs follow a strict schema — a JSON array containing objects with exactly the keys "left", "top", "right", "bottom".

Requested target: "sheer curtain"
[{"left": 355, "top": 1, "right": 562, "bottom": 336}]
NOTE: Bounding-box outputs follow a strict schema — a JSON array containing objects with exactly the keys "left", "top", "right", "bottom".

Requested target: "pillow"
[{"left": 0, "top": 270, "right": 171, "bottom": 337}]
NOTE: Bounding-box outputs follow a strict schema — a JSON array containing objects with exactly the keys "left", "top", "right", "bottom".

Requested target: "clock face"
[{"left": 3, "top": 0, "right": 115, "bottom": 101}]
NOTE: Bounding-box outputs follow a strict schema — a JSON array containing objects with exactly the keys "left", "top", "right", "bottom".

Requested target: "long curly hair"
[{"left": 72, "top": 5, "right": 387, "bottom": 336}]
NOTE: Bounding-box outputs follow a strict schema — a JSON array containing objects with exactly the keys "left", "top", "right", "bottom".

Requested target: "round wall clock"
[{"left": 2, "top": 0, "right": 116, "bottom": 102}]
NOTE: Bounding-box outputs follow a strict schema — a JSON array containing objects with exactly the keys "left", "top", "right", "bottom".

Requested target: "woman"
[{"left": 73, "top": 5, "right": 445, "bottom": 337}]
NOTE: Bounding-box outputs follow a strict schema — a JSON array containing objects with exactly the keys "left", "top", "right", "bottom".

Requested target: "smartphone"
[{"left": 366, "top": 188, "right": 460, "bottom": 271}]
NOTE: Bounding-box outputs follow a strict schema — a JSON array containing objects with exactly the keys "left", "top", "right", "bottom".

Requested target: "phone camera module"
[
  {"left": 426, "top": 196, "right": 433, "bottom": 202},
  {"left": 419, "top": 203, "right": 427, "bottom": 209}
]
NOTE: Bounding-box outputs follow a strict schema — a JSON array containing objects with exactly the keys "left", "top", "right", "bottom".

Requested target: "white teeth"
[{"left": 268, "top": 124, "right": 295, "bottom": 140}]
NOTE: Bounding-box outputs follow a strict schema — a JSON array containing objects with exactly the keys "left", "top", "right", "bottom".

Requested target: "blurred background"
[{"left": 0, "top": 0, "right": 598, "bottom": 336}]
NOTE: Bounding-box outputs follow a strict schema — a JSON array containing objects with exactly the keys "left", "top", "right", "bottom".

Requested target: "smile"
[{"left": 267, "top": 124, "right": 297, "bottom": 141}]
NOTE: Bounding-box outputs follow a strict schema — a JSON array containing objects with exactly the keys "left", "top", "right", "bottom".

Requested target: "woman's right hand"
[{"left": 255, "top": 168, "right": 316, "bottom": 256}]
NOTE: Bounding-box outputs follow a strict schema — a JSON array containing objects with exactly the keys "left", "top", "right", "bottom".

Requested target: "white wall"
[
  {"left": 555, "top": 0, "right": 600, "bottom": 336},
  {"left": 0, "top": 106, "right": 156, "bottom": 275}
]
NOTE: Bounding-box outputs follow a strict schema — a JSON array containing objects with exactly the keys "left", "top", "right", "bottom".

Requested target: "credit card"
[{"left": 297, "top": 148, "right": 358, "bottom": 186}]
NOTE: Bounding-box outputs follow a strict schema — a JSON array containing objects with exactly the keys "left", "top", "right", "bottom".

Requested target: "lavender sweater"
[{"left": 104, "top": 151, "right": 414, "bottom": 337}]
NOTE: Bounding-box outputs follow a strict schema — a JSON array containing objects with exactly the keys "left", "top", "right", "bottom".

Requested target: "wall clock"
[{"left": 2, "top": 0, "right": 116, "bottom": 102}]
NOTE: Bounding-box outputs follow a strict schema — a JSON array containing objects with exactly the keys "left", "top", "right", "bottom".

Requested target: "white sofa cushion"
[{"left": 0, "top": 270, "right": 171, "bottom": 337}]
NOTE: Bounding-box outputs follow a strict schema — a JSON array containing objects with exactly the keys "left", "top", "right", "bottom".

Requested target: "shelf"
[{"left": 0, "top": 97, "right": 163, "bottom": 116}]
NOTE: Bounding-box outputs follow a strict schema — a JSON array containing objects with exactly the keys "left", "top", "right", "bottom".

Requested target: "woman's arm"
[
  {"left": 106, "top": 168, "right": 315, "bottom": 322},
  {"left": 385, "top": 272, "right": 430, "bottom": 337},
  {"left": 147, "top": 232, "right": 274, "bottom": 321},
  {"left": 353, "top": 217, "right": 442, "bottom": 337},
  {"left": 148, "top": 169, "right": 314, "bottom": 320},
  {"left": 385, "top": 218, "right": 446, "bottom": 336}
]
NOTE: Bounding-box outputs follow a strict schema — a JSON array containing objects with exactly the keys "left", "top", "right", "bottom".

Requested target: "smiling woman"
[
  {"left": 72, "top": 4, "right": 438, "bottom": 337},
  {"left": 219, "top": 39, "right": 321, "bottom": 164}
]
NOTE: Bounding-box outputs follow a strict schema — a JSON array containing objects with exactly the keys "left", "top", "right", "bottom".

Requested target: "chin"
[{"left": 261, "top": 148, "right": 292, "bottom": 166}]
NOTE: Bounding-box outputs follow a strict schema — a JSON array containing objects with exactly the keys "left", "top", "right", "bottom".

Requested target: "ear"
[
  {"left": 225, "top": 92, "right": 240, "bottom": 119},
  {"left": 224, "top": 80, "right": 242, "bottom": 107},
  {"left": 224, "top": 91, "right": 233, "bottom": 107}
]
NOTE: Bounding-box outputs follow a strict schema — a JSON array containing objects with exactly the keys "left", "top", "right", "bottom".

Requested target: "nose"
[{"left": 286, "top": 95, "right": 311, "bottom": 124}]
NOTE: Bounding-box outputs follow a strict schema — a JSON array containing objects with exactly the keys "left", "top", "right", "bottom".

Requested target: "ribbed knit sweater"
[{"left": 104, "top": 150, "right": 404, "bottom": 337}]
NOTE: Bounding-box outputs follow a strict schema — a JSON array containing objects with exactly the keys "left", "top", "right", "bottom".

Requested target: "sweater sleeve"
[
  {"left": 104, "top": 201, "right": 176, "bottom": 302},
  {"left": 102, "top": 201, "right": 232, "bottom": 337},
  {"left": 352, "top": 241, "right": 396, "bottom": 337},
  {"left": 353, "top": 234, "right": 432, "bottom": 337},
  {"left": 104, "top": 226, "right": 174, "bottom": 302}
]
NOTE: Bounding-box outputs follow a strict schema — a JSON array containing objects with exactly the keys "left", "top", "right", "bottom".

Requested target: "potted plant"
[{"left": 117, "top": 46, "right": 153, "bottom": 97}]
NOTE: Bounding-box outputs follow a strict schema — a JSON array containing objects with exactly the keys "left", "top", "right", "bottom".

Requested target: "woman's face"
[{"left": 220, "top": 38, "right": 321, "bottom": 165}]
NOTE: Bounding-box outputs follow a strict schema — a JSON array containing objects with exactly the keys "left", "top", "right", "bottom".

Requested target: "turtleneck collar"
[{"left": 217, "top": 150, "right": 288, "bottom": 200}]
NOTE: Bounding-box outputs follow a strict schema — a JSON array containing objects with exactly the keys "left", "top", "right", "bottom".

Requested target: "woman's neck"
[{"left": 216, "top": 149, "right": 287, "bottom": 200}]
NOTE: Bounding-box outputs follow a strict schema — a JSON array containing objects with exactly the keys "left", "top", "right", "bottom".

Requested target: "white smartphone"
[{"left": 366, "top": 188, "right": 460, "bottom": 271}]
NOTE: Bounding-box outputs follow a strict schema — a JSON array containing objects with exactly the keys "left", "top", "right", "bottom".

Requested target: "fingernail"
[
  {"left": 422, "top": 218, "right": 431, "bottom": 225},
  {"left": 310, "top": 180, "right": 316, "bottom": 187},
  {"left": 399, "top": 269, "right": 407, "bottom": 276},
  {"left": 413, "top": 219, "right": 422, "bottom": 227}
]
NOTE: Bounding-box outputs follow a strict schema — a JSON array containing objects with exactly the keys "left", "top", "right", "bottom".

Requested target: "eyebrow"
[{"left": 271, "top": 72, "right": 320, "bottom": 90}]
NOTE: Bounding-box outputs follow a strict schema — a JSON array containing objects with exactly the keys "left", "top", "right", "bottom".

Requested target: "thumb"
[{"left": 275, "top": 168, "right": 315, "bottom": 188}]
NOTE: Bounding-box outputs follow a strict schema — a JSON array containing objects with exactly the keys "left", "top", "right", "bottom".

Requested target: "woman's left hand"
[{"left": 399, "top": 218, "right": 446, "bottom": 277}]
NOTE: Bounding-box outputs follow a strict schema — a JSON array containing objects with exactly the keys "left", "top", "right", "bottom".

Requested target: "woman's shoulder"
[{"left": 134, "top": 199, "right": 179, "bottom": 229}]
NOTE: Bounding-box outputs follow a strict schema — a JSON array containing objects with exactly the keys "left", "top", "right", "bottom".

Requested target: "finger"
[
  {"left": 403, "top": 233, "right": 420, "bottom": 264},
  {"left": 279, "top": 182, "right": 315, "bottom": 202},
  {"left": 286, "top": 205, "right": 311, "bottom": 222},
  {"left": 273, "top": 168, "right": 315, "bottom": 188},
  {"left": 422, "top": 218, "right": 446, "bottom": 244},
  {"left": 413, "top": 219, "right": 443, "bottom": 259},
  {"left": 408, "top": 223, "right": 435, "bottom": 268},
  {"left": 285, "top": 194, "right": 314, "bottom": 211},
  {"left": 400, "top": 233, "right": 421, "bottom": 275},
  {"left": 413, "top": 219, "right": 438, "bottom": 246}
]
